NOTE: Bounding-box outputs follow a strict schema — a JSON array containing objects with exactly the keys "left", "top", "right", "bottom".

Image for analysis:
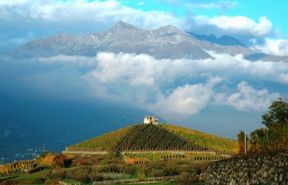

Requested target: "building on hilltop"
[{"left": 144, "top": 116, "right": 159, "bottom": 125}]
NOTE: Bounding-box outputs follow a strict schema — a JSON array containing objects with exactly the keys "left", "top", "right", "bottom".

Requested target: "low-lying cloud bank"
[
  {"left": 1, "top": 52, "right": 287, "bottom": 121},
  {"left": 83, "top": 52, "right": 284, "bottom": 119}
]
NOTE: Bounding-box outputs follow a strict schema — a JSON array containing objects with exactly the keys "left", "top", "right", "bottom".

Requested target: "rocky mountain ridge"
[{"left": 11, "top": 21, "right": 288, "bottom": 62}]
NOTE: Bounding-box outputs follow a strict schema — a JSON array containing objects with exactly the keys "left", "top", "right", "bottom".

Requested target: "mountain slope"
[
  {"left": 66, "top": 124, "right": 238, "bottom": 154},
  {"left": 12, "top": 21, "right": 253, "bottom": 59}
]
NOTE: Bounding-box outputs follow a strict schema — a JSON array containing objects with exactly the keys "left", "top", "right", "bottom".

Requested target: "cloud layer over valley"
[{"left": 1, "top": 52, "right": 286, "bottom": 125}]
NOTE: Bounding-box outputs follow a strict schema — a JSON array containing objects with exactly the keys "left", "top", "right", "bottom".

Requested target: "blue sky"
[{"left": 119, "top": 0, "right": 287, "bottom": 38}]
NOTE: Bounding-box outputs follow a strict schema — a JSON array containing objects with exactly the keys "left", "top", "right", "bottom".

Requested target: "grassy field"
[
  {"left": 0, "top": 169, "right": 49, "bottom": 184},
  {"left": 15, "top": 169, "right": 49, "bottom": 180},
  {"left": 68, "top": 126, "right": 133, "bottom": 151},
  {"left": 162, "top": 124, "right": 238, "bottom": 154},
  {"left": 67, "top": 123, "right": 237, "bottom": 154}
]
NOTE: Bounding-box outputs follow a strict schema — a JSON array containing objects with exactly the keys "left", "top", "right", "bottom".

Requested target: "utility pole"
[{"left": 244, "top": 131, "right": 247, "bottom": 155}]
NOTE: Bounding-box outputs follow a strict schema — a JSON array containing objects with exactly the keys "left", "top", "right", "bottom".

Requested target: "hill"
[
  {"left": 161, "top": 124, "right": 238, "bottom": 154},
  {"left": 66, "top": 123, "right": 238, "bottom": 154}
]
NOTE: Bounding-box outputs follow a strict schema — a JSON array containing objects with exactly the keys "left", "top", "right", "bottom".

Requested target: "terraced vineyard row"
[
  {"left": 124, "top": 152, "right": 185, "bottom": 161},
  {"left": 123, "top": 152, "right": 227, "bottom": 164},
  {"left": 115, "top": 124, "right": 206, "bottom": 151},
  {"left": 0, "top": 160, "right": 37, "bottom": 177}
]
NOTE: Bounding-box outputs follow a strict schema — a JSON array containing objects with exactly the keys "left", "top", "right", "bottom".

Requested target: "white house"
[{"left": 144, "top": 116, "right": 159, "bottom": 125}]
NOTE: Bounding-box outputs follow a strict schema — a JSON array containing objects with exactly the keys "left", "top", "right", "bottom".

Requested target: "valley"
[{"left": 0, "top": 119, "right": 236, "bottom": 185}]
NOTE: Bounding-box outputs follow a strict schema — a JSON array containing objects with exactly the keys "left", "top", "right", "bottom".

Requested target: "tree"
[
  {"left": 237, "top": 131, "right": 245, "bottom": 155},
  {"left": 248, "top": 128, "right": 268, "bottom": 153},
  {"left": 262, "top": 98, "right": 288, "bottom": 128},
  {"left": 248, "top": 98, "right": 288, "bottom": 153}
]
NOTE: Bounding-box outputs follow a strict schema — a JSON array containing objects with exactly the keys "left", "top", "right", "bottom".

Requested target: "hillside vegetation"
[
  {"left": 66, "top": 124, "right": 237, "bottom": 154},
  {"left": 67, "top": 126, "right": 133, "bottom": 151},
  {"left": 162, "top": 124, "right": 238, "bottom": 154},
  {"left": 116, "top": 124, "right": 202, "bottom": 151}
]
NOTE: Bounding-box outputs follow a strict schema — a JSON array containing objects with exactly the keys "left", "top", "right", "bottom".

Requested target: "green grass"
[
  {"left": 67, "top": 123, "right": 237, "bottom": 154},
  {"left": 15, "top": 169, "right": 49, "bottom": 180},
  {"left": 68, "top": 126, "right": 133, "bottom": 151},
  {"left": 162, "top": 124, "right": 238, "bottom": 154},
  {"left": 0, "top": 174, "right": 20, "bottom": 181},
  {"left": 0, "top": 169, "right": 50, "bottom": 185}
]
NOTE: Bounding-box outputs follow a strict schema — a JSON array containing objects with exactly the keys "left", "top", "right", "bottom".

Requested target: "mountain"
[
  {"left": 12, "top": 21, "right": 254, "bottom": 59},
  {"left": 66, "top": 123, "right": 238, "bottom": 154}
]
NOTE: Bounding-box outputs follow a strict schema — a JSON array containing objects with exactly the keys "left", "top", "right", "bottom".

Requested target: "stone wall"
[{"left": 206, "top": 152, "right": 288, "bottom": 185}]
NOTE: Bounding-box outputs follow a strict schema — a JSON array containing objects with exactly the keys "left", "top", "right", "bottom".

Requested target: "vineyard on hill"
[
  {"left": 162, "top": 124, "right": 238, "bottom": 154},
  {"left": 67, "top": 126, "right": 133, "bottom": 151},
  {"left": 115, "top": 124, "right": 204, "bottom": 151},
  {"left": 66, "top": 123, "right": 237, "bottom": 154},
  {"left": 123, "top": 151, "right": 227, "bottom": 164}
]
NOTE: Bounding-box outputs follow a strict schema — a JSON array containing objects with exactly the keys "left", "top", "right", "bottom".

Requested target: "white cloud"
[
  {"left": 186, "top": 1, "right": 238, "bottom": 9},
  {"left": 221, "top": 82, "right": 280, "bottom": 111},
  {"left": 36, "top": 55, "right": 97, "bottom": 64},
  {"left": 150, "top": 77, "right": 222, "bottom": 119},
  {"left": 81, "top": 52, "right": 287, "bottom": 119},
  {"left": 0, "top": 0, "right": 28, "bottom": 6},
  {"left": 194, "top": 16, "right": 272, "bottom": 37},
  {"left": 1, "top": 51, "right": 286, "bottom": 120},
  {"left": 0, "top": 0, "right": 183, "bottom": 29},
  {"left": 87, "top": 51, "right": 288, "bottom": 87},
  {"left": 254, "top": 38, "right": 288, "bottom": 56}
]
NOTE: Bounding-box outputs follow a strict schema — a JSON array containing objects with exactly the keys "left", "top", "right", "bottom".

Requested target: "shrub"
[
  {"left": 47, "top": 168, "right": 66, "bottom": 179},
  {"left": 65, "top": 166, "right": 91, "bottom": 183},
  {"left": 52, "top": 155, "right": 65, "bottom": 168},
  {"left": 73, "top": 172, "right": 90, "bottom": 183},
  {"left": 178, "top": 172, "right": 195, "bottom": 185},
  {"left": 150, "top": 169, "right": 164, "bottom": 177},
  {"left": 120, "top": 164, "right": 137, "bottom": 175},
  {"left": 99, "top": 164, "right": 120, "bottom": 173},
  {"left": 0, "top": 181, "right": 19, "bottom": 185},
  {"left": 73, "top": 156, "right": 103, "bottom": 166},
  {"left": 89, "top": 171, "right": 104, "bottom": 182},
  {"left": 44, "top": 179, "right": 60, "bottom": 185}
]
